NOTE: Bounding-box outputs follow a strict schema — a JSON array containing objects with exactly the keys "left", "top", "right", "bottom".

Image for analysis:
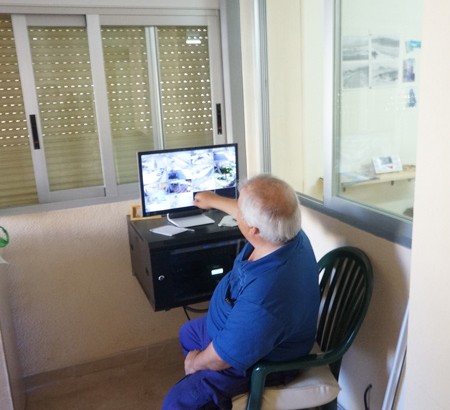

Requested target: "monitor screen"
[{"left": 137, "top": 143, "right": 238, "bottom": 218}]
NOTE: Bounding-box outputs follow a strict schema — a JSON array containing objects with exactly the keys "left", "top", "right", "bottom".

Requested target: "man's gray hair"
[{"left": 238, "top": 174, "right": 302, "bottom": 244}]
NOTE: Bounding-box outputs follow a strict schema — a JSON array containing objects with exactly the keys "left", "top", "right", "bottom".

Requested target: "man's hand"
[
  {"left": 193, "top": 191, "right": 217, "bottom": 210},
  {"left": 183, "top": 343, "right": 231, "bottom": 375},
  {"left": 193, "top": 191, "right": 239, "bottom": 218},
  {"left": 185, "top": 350, "right": 201, "bottom": 375}
]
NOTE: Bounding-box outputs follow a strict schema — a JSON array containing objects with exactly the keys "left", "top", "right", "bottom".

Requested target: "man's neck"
[{"left": 248, "top": 242, "right": 283, "bottom": 261}]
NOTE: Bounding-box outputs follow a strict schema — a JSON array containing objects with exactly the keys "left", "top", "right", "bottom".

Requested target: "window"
[
  {"left": 0, "top": 11, "right": 225, "bottom": 211},
  {"left": 157, "top": 26, "right": 215, "bottom": 149},
  {"left": 0, "top": 15, "right": 37, "bottom": 208},
  {"left": 101, "top": 25, "right": 216, "bottom": 185},
  {"left": 333, "top": 0, "right": 421, "bottom": 221},
  {"left": 29, "top": 23, "right": 104, "bottom": 194},
  {"left": 264, "top": 0, "right": 422, "bottom": 247}
]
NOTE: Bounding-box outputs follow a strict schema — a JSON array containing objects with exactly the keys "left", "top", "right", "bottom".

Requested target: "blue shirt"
[{"left": 207, "top": 230, "right": 320, "bottom": 372}]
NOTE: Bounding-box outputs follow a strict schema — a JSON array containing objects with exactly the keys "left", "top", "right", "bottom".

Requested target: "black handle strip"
[
  {"left": 216, "top": 103, "right": 222, "bottom": 135},
  {"left": 30, "top": 114, "right": 40, "bottom": 150}
]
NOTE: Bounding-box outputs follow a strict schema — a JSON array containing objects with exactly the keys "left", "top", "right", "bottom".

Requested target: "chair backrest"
[{"left": 316, "top": 246, "right": 373, "bottom": 378}]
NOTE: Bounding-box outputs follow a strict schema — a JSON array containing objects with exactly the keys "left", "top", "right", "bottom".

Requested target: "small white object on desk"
[
  {"left": 167, "top": 213, "right": 214, "bottom": 228},
  {"left": 218, "top": 215, "right": 238, "bottom": 227},
  {"left": 150, "top": 225, "right": 194, "bottom": 237}
]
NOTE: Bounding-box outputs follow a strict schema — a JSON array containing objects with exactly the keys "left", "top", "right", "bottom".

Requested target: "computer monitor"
[{"left": 137, "top": 143, "right": 238, "bottom": 221}]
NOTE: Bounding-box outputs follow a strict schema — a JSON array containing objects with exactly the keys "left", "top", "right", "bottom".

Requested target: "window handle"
[
  {"left": 216, "top": 103, "right": 222, "bottom": 135},
  {"left": 30, "top": 114, "right": 40, "bottom": 150}
]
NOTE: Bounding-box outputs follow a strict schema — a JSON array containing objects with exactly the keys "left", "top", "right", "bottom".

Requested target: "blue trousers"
[{"left": 162, "top": 316, "right": 250, "bottom": 410}]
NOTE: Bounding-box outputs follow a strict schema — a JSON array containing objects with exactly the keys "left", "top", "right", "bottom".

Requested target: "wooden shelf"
[{"left": 340, "top": 165, "right": 416, "bottom": 190}]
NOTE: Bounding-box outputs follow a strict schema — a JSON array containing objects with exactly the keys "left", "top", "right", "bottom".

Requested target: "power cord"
[
  {"left": 364, "top": 384, "right": 372, "bottom": 410},
  {"left": 183, "top": 305, "right": 209, "bottom": 320}
]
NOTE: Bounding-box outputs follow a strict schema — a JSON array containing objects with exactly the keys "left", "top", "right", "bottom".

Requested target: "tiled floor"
[{"left": 25, "top": 339, "right": 185, "bottom": 410}]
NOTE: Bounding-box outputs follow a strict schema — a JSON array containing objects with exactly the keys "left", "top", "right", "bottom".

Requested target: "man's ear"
[{"left": 249, "top": 226, "right": 260, "bottom": 236}]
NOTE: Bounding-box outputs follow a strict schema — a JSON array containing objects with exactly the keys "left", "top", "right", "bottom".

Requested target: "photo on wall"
[
  {"left": 370, "top": 35, "right": 400, "bottom": 59},
  {"left": 403, "top": 58, "right": 416, "bottom": 82},
  {"left": 371, "top": 61, "right": 399, "bottom": 86},
  {"left": 342, "top": 62, "right": 369, "bottom": 88},
  {"left": 342, "top": 34, "right": 401, "bottom": 88},
  {"left": 342, "top": 35, "right": 370, "bottom": 89}
]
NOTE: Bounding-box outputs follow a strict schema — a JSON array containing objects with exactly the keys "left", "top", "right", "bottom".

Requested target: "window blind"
[
  {"left": 29, "top": 26, "right": 103, "bottom": 191},
  {"left": 102, "top": 26, "right": 154, "bottom": 185},
  {"left": 157, "top": 26, "right": 213, "bottom": 149},
  {"left": 0, "top": 14, "right": 38, "bottom": 208},
  {"left": 0, "top": 17, "right": 219, "bottom": 210},
  {"left": 101, "top": 25, "right": 214, "bottom": 185}
]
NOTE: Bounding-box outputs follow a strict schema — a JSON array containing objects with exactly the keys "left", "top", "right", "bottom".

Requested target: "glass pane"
[
  {"left": 335, "top": 0, "right": 422, "bottom": 219},
  {"left": 29, "top": 26, "right": 103, "bottom": 191},
  {"left": 102, "top": 25, "right": 213, "bottom": 185},
  {"left": 0, "top": 14, "right": 38, "bottom": 208},
  {"left": 102, "top": 26, "right": 154, "bottom": 185},
  {"left": 157, "top": 26, "right": 213, "bottom": 149}
]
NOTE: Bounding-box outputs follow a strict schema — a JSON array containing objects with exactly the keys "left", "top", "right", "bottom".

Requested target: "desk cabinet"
[{"left": 127, "top": 211, "right": 245, "bottom": 311}]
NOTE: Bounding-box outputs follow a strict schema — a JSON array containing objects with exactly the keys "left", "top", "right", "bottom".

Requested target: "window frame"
[
  {"left": 260, "top": 0, "right": 413, "bottom": 248},
  {"left": 321, "top": 0, "right": 413, "bottom": 248},
  {"left": 0, "top": 3, "right": 246, "bottom": 216}
]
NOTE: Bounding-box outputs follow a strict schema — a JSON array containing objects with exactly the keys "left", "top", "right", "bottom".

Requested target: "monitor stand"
[{"left": 167, "top": 210, "right": 215, "bottom": 228}]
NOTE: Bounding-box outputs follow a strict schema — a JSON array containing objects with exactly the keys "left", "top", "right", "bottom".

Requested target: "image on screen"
[{"left": 138, "top": 144, "right": 238, "bottom": 217}]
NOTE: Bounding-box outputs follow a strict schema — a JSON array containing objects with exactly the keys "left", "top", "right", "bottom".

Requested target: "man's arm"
[
  {"left": 184, "top": 342, "right": 231, "bottom": 375},
  {"left": 193, "top": 191, "right": 239, "bottom": 218}
]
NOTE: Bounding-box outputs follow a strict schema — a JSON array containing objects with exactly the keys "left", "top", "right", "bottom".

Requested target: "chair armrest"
[{"left": 246, "top": 351, "right": 341, "bottom": 410}]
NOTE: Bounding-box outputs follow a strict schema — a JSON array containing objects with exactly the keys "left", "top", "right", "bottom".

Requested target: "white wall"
[
  {"left": 402, "top": 0, "right": 450, "bottom": 407},
  {"left": 266, "top": 0, "right": 305, "bottom": 191},
  {"left": 0, "top": 262, "right": 25, "bottom": 409},
  {"left": 1, "top": 201, "right": 186, "bottom": 376}
]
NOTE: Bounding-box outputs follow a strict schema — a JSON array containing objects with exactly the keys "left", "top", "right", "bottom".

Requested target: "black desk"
[{"left": 127, "top": 210, "right": 245, "bottom": 311}]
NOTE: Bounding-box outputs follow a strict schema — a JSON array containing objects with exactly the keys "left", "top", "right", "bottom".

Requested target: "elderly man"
[{"left": 162, "top": 174, "right": 320, "bottom": 410}]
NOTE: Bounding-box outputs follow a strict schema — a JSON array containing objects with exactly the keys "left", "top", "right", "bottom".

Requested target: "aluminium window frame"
[
  {"left": 319, "top": 0, "right": 412, "bottom": 248},
  {"left": 0, "top": 2, "right": 247, "bottom": 216}
]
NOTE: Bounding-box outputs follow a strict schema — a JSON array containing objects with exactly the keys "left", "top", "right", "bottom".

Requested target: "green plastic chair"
[{"left": 232, "top": 246, "right": 374, "bottom": 410}]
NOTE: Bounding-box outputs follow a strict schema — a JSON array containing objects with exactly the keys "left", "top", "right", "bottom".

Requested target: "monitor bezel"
[{"left": 137, "top": 143, "right": 239, "bottom": 218}]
